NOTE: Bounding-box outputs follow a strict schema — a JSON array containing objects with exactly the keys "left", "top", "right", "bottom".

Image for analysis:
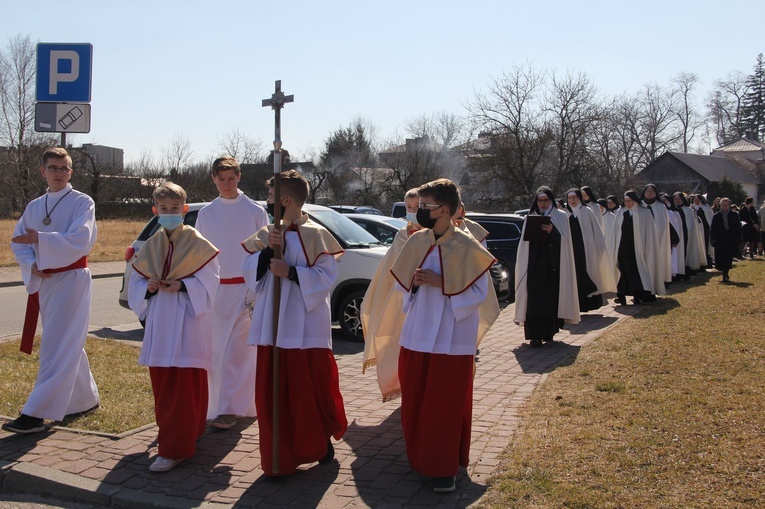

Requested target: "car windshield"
[
  {"left": 309, "top": 209, "right": 384, "bottom": 248},
  {"left": 380, "top": 217, "right": 407, "bottom": 228}
]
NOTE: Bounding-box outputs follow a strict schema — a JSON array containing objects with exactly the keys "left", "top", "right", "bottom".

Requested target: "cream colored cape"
[
  {"left": 132, "top": 225, "right": 219, "bottom": 281},
  {"left": 364, "top": 224, "right": 499, "bottom": 402},
  {"left": 241, "top": 214, "right": 343, "bottom": 264},
  {"left": 360, "top": 223, "right": 419, "bottom": 401},
  {"left": 455, "top": 217, "right": 489, "bottom": 243}
]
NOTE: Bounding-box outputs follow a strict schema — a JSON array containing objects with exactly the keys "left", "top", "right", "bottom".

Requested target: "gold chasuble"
[
  {"left": 132, "top": 225, "right": 219, "bottom": 280},
  {"left": 241, "top": 214, "right": 343, "bottom": 264},
  {"left": 368, "top": 224, "right": 500, "bottom": 402}
]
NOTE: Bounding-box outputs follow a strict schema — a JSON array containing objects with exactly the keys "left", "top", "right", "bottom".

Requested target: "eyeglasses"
[
  {"left": 418, "top": 203, "right": 442, "bottom": 210},
  {"left": 45, "top": 165, "right": 72, "bottom": 174},
  {"left": 536, "top": 197, "right": 551, "bottom": 203}
]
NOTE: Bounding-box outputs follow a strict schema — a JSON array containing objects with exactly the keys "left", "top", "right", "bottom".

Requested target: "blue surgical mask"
[
  {"left": 406, "top": 212, "right": 419, "bottom": 225},
  {"left": 158, "top": 214, "right": 183, "bottom": 230}
]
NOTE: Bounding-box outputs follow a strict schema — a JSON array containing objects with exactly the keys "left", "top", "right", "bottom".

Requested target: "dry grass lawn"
[
  {"left": 0, "top": 337, "right": 154, "bottom": 435},
  {"left": 480, "top": 260, "right": 765, "bottom": 508},
  {"left": 0, "top": 219, "right": 146, "bottom": 266}
]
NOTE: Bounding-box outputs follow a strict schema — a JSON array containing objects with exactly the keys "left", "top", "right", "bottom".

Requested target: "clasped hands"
[
  {"left": 413, "top": 268, "right": 441, "bottom": 288},
  {"left": 147, "top": 278, "right": 182, "bottom": 293}
]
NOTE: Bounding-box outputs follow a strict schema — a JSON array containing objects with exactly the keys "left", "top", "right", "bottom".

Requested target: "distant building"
[
  {"left": 75, "top": 143, "right": 125, "bottom": 172},
  {"left": 637, "top": 151, "right": 760, "bottom": 202},
  {"left": 711, "top": 137, "right": 765, "bottom": 163}
]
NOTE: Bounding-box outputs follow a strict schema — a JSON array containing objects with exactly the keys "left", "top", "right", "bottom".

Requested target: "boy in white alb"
[
  {"left": 4, "top": 147, "right": 100, "bottom": 434},
  {"left": 242, "top": 170, "right": 347, "bottom": 477},
  {"left": 391, "top": 179, "right": 498, "bottom": 493},
  {"left": 128, "top": 182, "right": 220, "bottom": 472},
  {"left": 195, "top": 156, "right": 268, "bottom": 429}
]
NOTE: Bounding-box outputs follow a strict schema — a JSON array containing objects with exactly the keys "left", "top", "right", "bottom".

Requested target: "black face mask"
[
  {"left": 416, "top": 207, "right": 438, "bottom": 229},
  {"left": 266, "top": 202, "right": 285, "bottom": 219}
]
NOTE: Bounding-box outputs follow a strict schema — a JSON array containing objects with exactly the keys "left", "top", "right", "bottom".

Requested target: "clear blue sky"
[{"left": 2, "top": 0, "right": 762, "bottom": 164}]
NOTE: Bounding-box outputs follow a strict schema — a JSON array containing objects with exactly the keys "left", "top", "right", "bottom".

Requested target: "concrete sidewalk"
[
  {"left": 0, "top": 261, "right": 125, "bottom": 287},
  {"left": 0, "top": 288, "right": 646, "bottom": 508}
]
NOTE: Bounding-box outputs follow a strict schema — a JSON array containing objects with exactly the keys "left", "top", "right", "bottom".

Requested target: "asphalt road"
[{"left": 0, "top": 276, "right": 364, "bottom": 356}]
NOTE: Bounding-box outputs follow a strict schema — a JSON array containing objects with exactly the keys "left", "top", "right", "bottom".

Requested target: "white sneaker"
[{"left": 149, "top": 456, "right": 182, "bottom": 472}]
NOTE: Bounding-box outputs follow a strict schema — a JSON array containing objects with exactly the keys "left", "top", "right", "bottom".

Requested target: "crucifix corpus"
[{"left": 261, "top": 80, "right": 294, "bottom": 474}]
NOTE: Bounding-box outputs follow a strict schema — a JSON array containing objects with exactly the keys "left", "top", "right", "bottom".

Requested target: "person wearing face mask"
[
  {"left": 388, "top": 178, "right": 497, "bottom": 493},
  {"left": 241, "top": 170, "right": 347, "bottom": 477},
  {"left": 641, "top": 184, "right": 672, "bottom": 287},
  {"left": 609, "top": 190, "right": 665, "bottom": 305},
  {"left": 514, "top": 186, "right": 580, "bottom": 347},
  {"left": 128, "top": 182, "right": 221, "bottom": 472},
  {"left": 361, "top": 188, "right": 422, "bottom": 401},
  {"left": 710, "top": 197, "right": 743, "bottom": 282},
  {"left": 565, "top": 189, "right": 615, "bottom": 312}
]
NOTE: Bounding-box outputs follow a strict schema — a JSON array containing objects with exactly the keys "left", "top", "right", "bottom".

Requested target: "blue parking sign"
[{"left": 36, "top": 43, "right": 93, "bottom": 103}]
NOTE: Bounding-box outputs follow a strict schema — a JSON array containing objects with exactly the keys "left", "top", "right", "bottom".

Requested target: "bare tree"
[
  {"left": 161, "top": 133, "right": 194, "bottom": 180},
  {"left": 545, "top": 70, "right": 600, "bottom": 190},
  {"left": 671, "top": 72, "right": 704, "bottom": 153},
  {"left": 405, "top": 111, "right": 467, "bottom": 150},
  {"left": 706, "top": 71, "right": 749, "bottom": 146},
  {"left": 0, "top": 34, "right": 56, "bottom": 212},
  {"left": 466, "top": 64, "right": 552, "bottom": 203},
  {"left": 217, "top": 128, "right": 265, "bottom": 164},
  {"left": 630, "top": 83, "right": 682, "bottom": 168}
]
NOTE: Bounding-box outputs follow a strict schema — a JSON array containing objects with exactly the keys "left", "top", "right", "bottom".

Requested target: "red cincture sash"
[
  {"left": 20, "top": 256, "right": 88, "bottom": 354},
  {"left": 220, "top": 277, "right": 245, "bottom": 285}
]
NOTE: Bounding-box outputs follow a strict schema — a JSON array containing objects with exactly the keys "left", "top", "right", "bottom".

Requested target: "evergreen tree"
[{"left": 740, "top": 53, "right": 765, "bottom": 141}]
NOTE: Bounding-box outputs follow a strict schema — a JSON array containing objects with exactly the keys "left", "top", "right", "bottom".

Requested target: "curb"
[
  {"left": 0, "top": 459, "right": 233, "bottom": 509},
  {"left": 0, "top": 272, "right": 122, "bottom": 288}
]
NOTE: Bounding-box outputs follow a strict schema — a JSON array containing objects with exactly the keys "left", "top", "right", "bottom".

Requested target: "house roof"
[
  {"left": 714, "top": 137, "right": 765, "bottom": 152},
  {"left": 647, "top": 152, "right": 759, "bottom": 184}
]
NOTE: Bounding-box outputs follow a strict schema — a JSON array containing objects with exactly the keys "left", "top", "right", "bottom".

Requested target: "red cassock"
[
  {"left": 256, "top": 345, "right": 347, "bottom": 476},
  {"left": 398, "top": 347, "right": 473, "bottom": 477},
  {"left": 149, "top": 367, "right": 208, "bottom": 459}
]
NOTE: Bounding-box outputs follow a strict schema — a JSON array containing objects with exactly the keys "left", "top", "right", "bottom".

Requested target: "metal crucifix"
[{"left": 261, "top": 80, "right": 293, "bottom": 474}]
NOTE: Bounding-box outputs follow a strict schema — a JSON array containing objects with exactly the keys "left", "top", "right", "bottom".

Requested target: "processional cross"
[{"left": 261, "top": 80, "right": 293, "bottom": 474}]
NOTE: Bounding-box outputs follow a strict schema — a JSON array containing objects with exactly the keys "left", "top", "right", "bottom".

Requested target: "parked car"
[
  {"left": 118, "top": 202, "right": 388, "bottom": 341},
  {"left": 514, "top": 208, "right": 530, "bottom": 216},
  {"left": 348, "top": 213, "right": 512, "bottom": 301},
  {"left": 465, "top": 213, "right": 524, "bottom": 298},
  {"left": 328, "top": 205, "right": 384, "bottom": 216},
  {"left": 390, "top": 202, "right": 405, "bottom": 218},
  {"left": 344, "top": 214, "right": 406, "bottom": 245}
]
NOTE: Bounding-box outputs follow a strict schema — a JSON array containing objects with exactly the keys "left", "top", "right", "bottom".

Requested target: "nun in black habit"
[{"left": 514, "top": 187, "right": 579, "bottom": 347}]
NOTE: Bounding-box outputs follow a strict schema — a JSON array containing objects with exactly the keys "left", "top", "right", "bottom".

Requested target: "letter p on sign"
[
  {"left": 49, "top": 50, "right": 79, "bottom": 94},
  {"left": 36, "top": 43, "right": 92, "bottom": 103}
]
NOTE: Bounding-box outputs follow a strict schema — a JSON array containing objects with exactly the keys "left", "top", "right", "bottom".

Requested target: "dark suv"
[{"left": 465, "top": 213, "right": 524, "bottom": 298}]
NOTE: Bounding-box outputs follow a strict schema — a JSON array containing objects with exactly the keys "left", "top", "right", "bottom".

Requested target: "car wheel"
[{"left": 338, "top": 289, "right": 365, "bottom": 341}]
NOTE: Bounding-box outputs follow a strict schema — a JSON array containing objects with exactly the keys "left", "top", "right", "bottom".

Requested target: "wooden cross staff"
[{"left": 262, "top": 80, "right": 294, "bottom": 474}]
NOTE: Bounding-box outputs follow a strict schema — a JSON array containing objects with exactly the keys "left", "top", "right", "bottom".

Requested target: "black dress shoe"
[
  {"left": 319, "top": 440, "right": 334, "bottom": 465},
  {"left": 614, "top": 296, "right": 627, "bottom": 306},
  {"left": 2, "top": 414, "right": 45, "bottom": 434},
  {"left": 529, "top": 338, "right": 543, "bottom": 348}
]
